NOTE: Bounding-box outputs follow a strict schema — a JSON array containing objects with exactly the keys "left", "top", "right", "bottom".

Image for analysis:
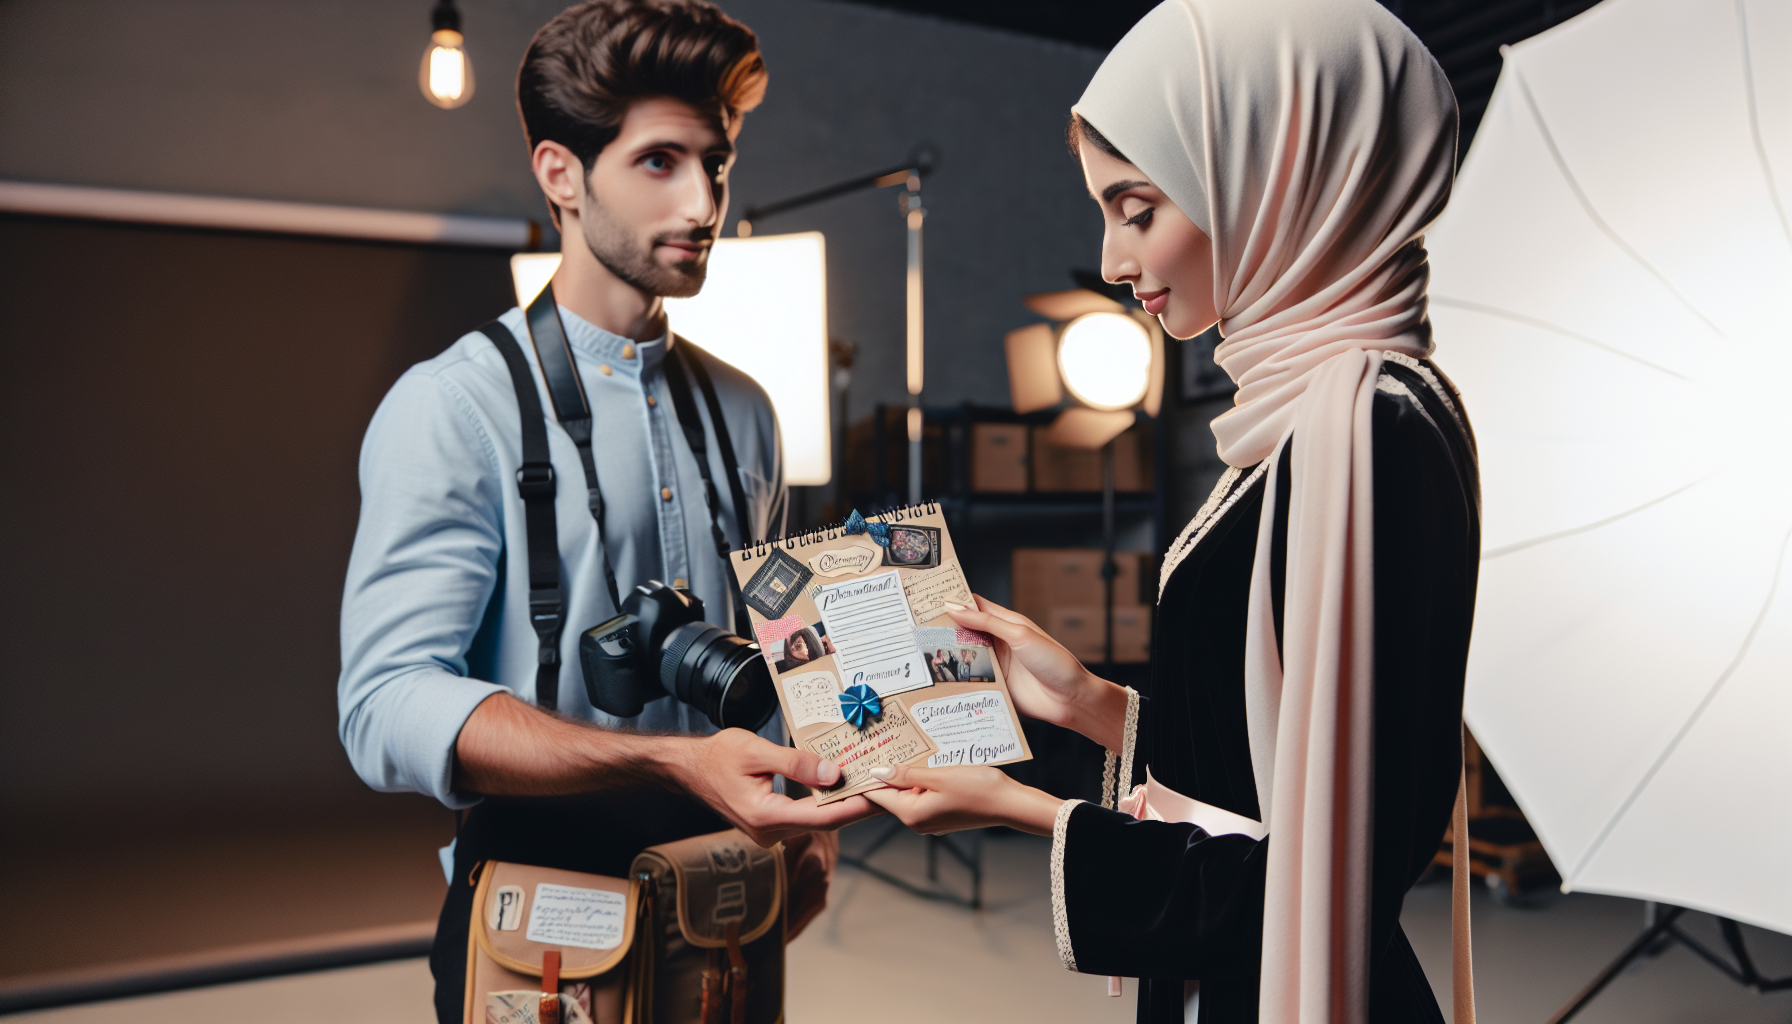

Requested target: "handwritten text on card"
[
  {"left": 910, "top": 690, "right": 1025, "bottom": 767},
  {"left": 781, "top": 670, "right": 844, "bottom": 728}
]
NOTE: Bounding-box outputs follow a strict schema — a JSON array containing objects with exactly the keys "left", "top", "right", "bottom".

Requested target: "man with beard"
[{"left": 336, "top": 3, "right": 871, "bottom": 1019}]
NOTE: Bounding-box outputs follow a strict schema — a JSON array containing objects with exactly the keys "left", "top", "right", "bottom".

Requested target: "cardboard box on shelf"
[
  {"left": 1011, "top": 548, "right": 1152, "bottom": 627},
  {"left": 1048, "top": 605, "right": 1152, "bottom": 664},
  {"left": 970, "top": 423, "right": 1029, "bottom": 493},
  {"left": 1029, "top": 423, "right": 1151, "bottom": 492}
]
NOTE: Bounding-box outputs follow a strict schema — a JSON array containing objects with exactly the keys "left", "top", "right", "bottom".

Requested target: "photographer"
[{"left": 336, "top": 3, "right": 873, "bottom": 1019}]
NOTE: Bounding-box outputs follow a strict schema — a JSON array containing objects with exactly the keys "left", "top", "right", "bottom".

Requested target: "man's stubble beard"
[{"left": 579, "top": 192, "right": 710, "bottom": 299}]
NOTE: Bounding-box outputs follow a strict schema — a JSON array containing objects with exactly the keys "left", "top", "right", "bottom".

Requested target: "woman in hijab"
[{"left": 864, "top": 0, "right": 1478, "bottom": 1021}]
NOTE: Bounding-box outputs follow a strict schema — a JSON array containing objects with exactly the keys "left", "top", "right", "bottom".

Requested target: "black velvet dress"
[{"left": 1057, "top": 356, "right": 1480, "bottom": 1023}]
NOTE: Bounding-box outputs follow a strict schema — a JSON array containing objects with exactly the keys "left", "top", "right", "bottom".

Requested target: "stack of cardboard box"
[
  {"left": 969, "top": 422, "right": 1153, "bottom": 493},
  {"left": 1011, "top": 549, "right": 1154, "bottom": 663}
]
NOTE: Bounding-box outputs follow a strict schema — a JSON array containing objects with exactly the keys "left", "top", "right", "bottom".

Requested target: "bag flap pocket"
[
  {"left": 633, "top": 829, "right": 783, "bottom": 949},
  {"left": 473, "top": 861, "right": 638, "bottom": 978}
]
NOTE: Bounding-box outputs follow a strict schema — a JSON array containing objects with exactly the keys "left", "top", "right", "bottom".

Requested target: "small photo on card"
[
  {"left": 922, "top": 644, "right": 996, "bottom": 683},
  {"left": 743, "top": 548, "right": 812, "bottom": 620},
  {"left": 765, "top": 622, "right": 835, "bottom": 675},
  {"left": 880, "top": 524, "right": 942, "bottom": 569}
]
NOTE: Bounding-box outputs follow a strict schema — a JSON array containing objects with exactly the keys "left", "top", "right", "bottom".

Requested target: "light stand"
[
  {"left": 1102, "top": 439, "right": 1117, "bottom": 670},
  {"left": 1548, "top": 903, "right": 1792, "bottom": 1023},
  {"left": 738, "top": 144, "right": 938, "bottom": 505}
]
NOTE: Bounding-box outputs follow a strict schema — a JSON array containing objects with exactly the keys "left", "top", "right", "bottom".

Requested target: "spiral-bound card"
[{"left": 731, "top": 504, "right": 1033, "bottom": 804}]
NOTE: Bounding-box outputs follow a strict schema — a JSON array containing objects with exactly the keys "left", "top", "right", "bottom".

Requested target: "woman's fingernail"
[
  {"left": 868, "top": 766, "right": 896, "bottom": 781},
  {"left": 818, "top": 759, "right": 840, "bottom": 782},
  {"left": 944, "top": 602, "right": 968, "bottom": 611}
]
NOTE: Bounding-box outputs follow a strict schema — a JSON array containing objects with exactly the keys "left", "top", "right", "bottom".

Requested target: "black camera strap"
[
  {"left": 478, "top": 286, "right": 763, "bottom": 710},
  {"left": 520, "top": 287, "right": 628, "bottom": 611},
  {"left": 478, "top": 317, "right": 576, "bottom": 711},
  {"left": 662, "top": 339, "right": 755, "bottom": 633}
]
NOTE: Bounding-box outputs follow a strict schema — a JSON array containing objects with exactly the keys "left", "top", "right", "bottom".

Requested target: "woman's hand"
[
  {"left": 862, "top": 764, "right": 1064, "bottom": 836},
  {"left": 945, "top": 595, "right": 1130, "bottom": 751}
]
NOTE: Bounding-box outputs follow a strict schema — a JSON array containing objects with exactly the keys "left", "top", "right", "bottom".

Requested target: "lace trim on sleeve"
[
  {"left": 1101, "top": 686, "right": 1142, "bottom": 809},
  {"left": 1050, "top": 797, "right": 1084, "bottom": 971}
]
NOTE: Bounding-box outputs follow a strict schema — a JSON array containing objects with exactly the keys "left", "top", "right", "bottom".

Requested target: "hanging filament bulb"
[{"left": 419, "top": 0, "right": 474, "bottom": 109}]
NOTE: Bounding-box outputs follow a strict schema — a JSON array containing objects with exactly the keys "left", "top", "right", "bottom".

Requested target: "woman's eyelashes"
[{"left": 1120, "top": 204, "right": 1155, "bottom": 228}]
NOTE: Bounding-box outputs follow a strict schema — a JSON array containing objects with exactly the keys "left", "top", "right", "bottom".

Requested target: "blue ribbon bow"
[
  {"left": 839, "top": 683, "right": 882, "bottom": 728},
  {"left": 844, "top": 509, "right": 891, "bottom": 547}
]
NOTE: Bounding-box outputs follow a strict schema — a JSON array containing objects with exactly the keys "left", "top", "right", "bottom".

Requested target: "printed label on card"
[
  {"left": 807, "top": 542, "right": 881, "bottom": 578},
  {"left": 525, "top": 883, "right": 627, "bottom": 950},
  {"left": 910, "top": 690, "right": 1025, "bottom": 767}
]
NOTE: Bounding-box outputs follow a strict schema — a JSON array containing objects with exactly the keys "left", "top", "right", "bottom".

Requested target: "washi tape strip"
[{"left": 754, "top": 615, "right": 807, "bottom": 647}]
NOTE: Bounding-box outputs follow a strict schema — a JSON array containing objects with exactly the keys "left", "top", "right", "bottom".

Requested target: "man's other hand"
[{"left": 670, "top": 728, "right": 880, "bottom": 848}]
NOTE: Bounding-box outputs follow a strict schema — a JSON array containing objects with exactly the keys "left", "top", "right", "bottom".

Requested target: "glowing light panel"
[
  {"left": 508, "top": 233, "right": 832, "bottom": 486},
  {"left": 1057, "top": 311, "right": 1152, "bottom": 411}
]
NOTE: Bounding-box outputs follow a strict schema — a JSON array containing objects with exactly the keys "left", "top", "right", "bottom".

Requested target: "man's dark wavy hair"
[{"left": 517, "top": 0, "right": 767, "bottom": 174}]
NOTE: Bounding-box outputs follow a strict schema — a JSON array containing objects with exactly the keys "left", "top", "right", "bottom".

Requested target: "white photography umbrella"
[{"left": 1425, "top": 0, "right": 1792, "bottom": 941}]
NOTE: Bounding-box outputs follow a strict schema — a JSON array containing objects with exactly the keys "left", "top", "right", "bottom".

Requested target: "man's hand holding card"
[{"left": 732, "top": 505, "right": 1033, "bottom": 805}]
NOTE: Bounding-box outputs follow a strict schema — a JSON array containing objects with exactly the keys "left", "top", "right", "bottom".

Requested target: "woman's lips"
[{"left": 1136, "top": 288, "right": 1170, "bottom": 315}]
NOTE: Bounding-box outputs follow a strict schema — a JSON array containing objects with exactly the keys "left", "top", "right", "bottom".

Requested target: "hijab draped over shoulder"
[{"left": 1073, "top": 0, "right": 1457, "bottom": 1019}]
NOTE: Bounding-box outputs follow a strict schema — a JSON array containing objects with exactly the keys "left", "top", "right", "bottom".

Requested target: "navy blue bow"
[
  {"left": 844, "top": 509, "right": 891, "bottom": 547},
  {"left": 839, "top": 683, "right": 882, "bottom": 728}
]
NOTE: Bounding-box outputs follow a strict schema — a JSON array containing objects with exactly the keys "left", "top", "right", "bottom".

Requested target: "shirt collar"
[{"left": 556, "top": 305, "right": 669, "bottom": 377}]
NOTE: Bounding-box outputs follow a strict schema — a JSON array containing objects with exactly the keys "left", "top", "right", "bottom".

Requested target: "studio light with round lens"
[
  {"left": 1056, "top": 311, "right": 1153, "bottom": 411},
  {"left": 420, "top": 1, "right": 474, "bottom": 109}
]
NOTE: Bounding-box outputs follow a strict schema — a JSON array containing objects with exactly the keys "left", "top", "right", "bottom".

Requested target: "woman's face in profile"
[
  {"left": 787, "top": 634, "right": 811, "bottom": 662},
  {"left": 1079, "top": 140, "right": 1219, "bottom": 341}
]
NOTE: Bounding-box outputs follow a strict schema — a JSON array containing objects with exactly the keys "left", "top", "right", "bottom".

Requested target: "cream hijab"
[{"left": 1074, "top": 0, "right": 1457, "bottom": 1020}]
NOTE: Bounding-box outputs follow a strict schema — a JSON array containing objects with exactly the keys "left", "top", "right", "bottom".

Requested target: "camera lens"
[{"left": 658, "top": 623, "right": 777, "bottom": 732}]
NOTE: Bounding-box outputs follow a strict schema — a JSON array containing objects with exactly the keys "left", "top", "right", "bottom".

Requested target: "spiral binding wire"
[{"left": 734, "top": 500, "right": 944, "bottom": 560}]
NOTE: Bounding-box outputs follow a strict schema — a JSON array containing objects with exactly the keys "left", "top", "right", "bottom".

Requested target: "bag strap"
[
  {"left": 664, "top": 339, "right": 755, "bottom": 634},
  {"left": 478, "top": 320, "right": 569, "bottom": 712}
]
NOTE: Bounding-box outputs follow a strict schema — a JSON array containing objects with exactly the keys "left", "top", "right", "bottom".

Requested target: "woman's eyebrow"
[{"left": 1101, "top": 179, "right": 1154, "bottom": 203}]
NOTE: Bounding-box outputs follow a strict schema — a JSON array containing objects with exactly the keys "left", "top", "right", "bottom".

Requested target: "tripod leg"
[
  {"left": 1718, "top": 918, "right": 1792, "bottom": 992},
  {"left": 1546, "top": 906, "right": 1685, "bottom": 1024}
]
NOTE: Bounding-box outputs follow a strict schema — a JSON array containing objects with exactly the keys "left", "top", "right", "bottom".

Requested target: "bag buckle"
[{"left": 516, "top": 462, "right": 556, "bottom": 500}]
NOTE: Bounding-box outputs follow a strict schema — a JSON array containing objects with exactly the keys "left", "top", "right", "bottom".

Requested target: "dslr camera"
[{"left": 580, "top": 581, "right": 776, "bottom": 731}]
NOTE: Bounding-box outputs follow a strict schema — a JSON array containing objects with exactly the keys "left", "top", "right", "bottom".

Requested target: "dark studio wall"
[{"left": 0, "top": 1, "right": 1113, "bottom": 814}]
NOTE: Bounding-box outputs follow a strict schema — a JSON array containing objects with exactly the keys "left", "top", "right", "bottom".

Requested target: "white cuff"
[
  {"left": 1100, "top": 687, "right": 1142, "bottom": 810},
  {"left": 1050, "top": 797, "right": 1084, "bottom": 971}
]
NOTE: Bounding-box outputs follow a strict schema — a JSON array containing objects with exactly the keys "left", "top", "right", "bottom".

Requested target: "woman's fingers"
[
  {"left": 971, "top": 594, "right": 1045, "bottom": 632},
  {"left": 944, "top": 606, "right": 1037, "bottom": 649}
]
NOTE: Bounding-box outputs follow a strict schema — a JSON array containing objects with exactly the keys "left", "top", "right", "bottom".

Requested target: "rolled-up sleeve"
[{"left": 338, "top": 366, "right": 509, "bottom": 807}]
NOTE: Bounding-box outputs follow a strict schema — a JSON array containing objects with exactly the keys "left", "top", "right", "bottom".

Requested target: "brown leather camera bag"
[
  {"left": 629, "top": 830, "right": 786, "bottom": 1024},
  {"left": 465, "top": 829, "right": 783, "bottom": 1024}
]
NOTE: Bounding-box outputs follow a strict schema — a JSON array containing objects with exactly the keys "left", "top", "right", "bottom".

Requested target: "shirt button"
[
  {"left": 599, "top": 364, "right": 613, "bottom": 376},
  {"left": 621, "top": 344, "right": 636, "bottom": 359},
  {"left": 660, "top": 487, "right": 673, "bottom": 501},
  {"left": 647, "top": 395, "right": 658, "bottom": 407}
]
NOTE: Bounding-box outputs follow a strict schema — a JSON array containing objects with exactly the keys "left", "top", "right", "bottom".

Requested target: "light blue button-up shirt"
[{"left": 338, "top": 304, "right": 786, "bottom": 807}]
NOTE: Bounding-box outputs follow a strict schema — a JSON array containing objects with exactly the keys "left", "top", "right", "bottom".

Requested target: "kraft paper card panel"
[{"left": 732, "top": 504, "right": 1032, "bottom": 805}]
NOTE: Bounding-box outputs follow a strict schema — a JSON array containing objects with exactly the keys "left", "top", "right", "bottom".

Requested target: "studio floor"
[{"left": 8, "top": 820, "right": 1789, "bottom": 1024}]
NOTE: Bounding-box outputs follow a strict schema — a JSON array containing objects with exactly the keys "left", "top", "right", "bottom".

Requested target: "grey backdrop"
[{"left": 0, "top": 0, "right": 1121, "bottom": 811}]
